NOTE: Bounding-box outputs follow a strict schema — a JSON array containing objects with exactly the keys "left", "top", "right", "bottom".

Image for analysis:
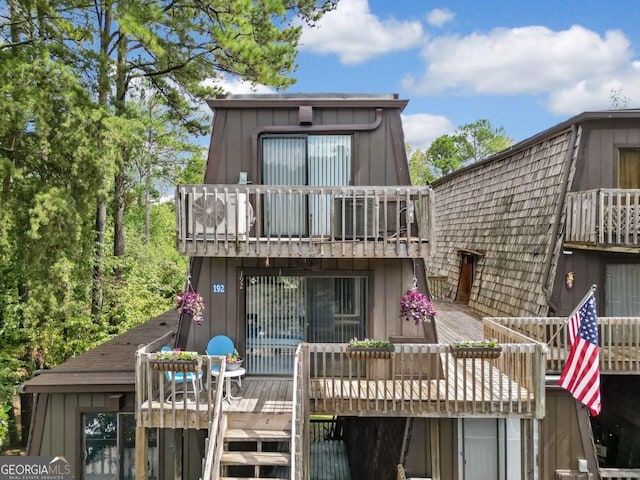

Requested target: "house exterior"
[
  {"left": 430, "top": 109, "right": 640, "bottom": 479},
  {"left": 23, "top": 94, "right": 565, "bottom": 480}
]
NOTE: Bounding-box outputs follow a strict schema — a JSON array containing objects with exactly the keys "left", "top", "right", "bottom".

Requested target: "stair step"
[
  {"left": 225, "top": 428, "right": 291, "bottom": 442},
  {"left": 220, "top": 451, "right": 291, "bottom": 467},
  {"left": 226, "top": 412, "right": 292, "bottom": 431}
]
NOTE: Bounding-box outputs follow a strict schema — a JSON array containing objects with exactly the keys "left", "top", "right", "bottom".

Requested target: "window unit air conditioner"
[
  {"left": 190, "top": 192, "right": 252, "bottom": 236},
  {"left": 333, "top": 196, "right": 379, "bottom": 239}
]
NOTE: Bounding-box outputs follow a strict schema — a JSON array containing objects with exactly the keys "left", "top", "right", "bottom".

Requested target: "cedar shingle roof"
[{"left": 23, "top": 309, "right": 179, "bottom": 393}]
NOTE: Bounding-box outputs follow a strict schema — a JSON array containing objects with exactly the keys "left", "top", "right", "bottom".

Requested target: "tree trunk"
[
  {"left": 91, "top": 200, "right": 106, "bottom": 323},
  {"left": 144, "top": 146, "right": 152, "bottom": 244},
  {"left": 112, "top": 27, "right": 129, "bottom": 278},
  {"left": 113, "top": 171, "right": 126, "bottom": 260},
  {"left": 90, "top": 5, "right": 112, "bottom": 324}
]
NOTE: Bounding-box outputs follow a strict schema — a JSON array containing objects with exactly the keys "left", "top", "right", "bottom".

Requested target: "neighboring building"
[{"left": 430, "top": 109, "right": 640, "bottom": 479}]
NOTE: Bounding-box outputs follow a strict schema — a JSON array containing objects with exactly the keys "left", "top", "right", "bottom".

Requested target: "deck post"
[{"left": 135, "top": 426, "right": 149, "bottom": 480}]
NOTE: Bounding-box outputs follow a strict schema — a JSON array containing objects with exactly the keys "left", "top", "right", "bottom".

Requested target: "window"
[
  {"left": 83, "top": 412, "right": 158, "bottom": 480},
  {"left": 261, "top": 135, "right": 351, "bottom": 236},
  {"left": 619, "top": 148, "right": 640, "bottom": 189}
]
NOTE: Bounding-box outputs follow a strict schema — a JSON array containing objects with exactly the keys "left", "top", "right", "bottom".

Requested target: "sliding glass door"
[
  {"left": 261, "top": 135, "right": 351, "bottom": 237},
  {"left": 245, "top": 275, "right": 366, "bottom": 374}
]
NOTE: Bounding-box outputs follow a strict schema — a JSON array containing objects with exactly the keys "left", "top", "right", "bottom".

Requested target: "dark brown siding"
[
  {"left": 204, "top": 105, "right": 406, "bottom": 187},
  {"left": 551, "top": 119, "right": 640, "bottom": 315},
  {"left": 36, "top": 393, "right": 136, "bottom": 478},
  {"left": 542, "top": 388, "right": 594, "bottom": 479},
  {"left": 188, "top": 257, "right": 432, "bottom": 354},
  {"left": 571, "top": 120, "right": 640, "bottom": 192}
]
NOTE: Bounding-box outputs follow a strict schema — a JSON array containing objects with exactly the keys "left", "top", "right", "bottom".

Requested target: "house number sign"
[{"left": 211, "top": 283, "right": 225, "bottom": 294}]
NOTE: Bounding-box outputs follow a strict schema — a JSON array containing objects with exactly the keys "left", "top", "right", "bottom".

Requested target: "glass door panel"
[
  {"left": 246, "top": 275, "right": 366, "bottom": 375},
  {"left": 262, "top": 137, "right": 307, "bottom": 236}
]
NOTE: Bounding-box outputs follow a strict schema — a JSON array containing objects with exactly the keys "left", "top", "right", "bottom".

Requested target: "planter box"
[
  {"left": 149, "top": 353, "right": 202, "bottom": 372},
  {"left": 449, "top": 345, "right": 502, "bottom": 359},
  {"left": 347, "top": 346, "right": 394, "bottom": 360}
]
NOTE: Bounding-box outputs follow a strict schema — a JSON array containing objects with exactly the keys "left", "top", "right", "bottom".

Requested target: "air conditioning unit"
[
  {"left": 189, "top": 192, "right": 252, "bottom": 236},
  {"left": 333, "top": 196, "right": 379, "bottom": 239}
]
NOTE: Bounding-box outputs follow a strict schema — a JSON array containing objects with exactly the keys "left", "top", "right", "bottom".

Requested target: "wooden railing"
[
  {"left": 488, "top": 317, "right": 640, "bottom": 374},
  {"left": 291, "top": 343, "right": 309, "bottom": 480},
  {"left": 599, "top": 468, "right": 640, "bottom": 479},
  {"left": 306, "top": 342, "right": 546, "bottom": 418},
  {"left": 427, "top": 276, "right": 448, "bottom": 300},
  {"left": 175, "top": 184, "right": 433, "bottom": 258},
  {"left": 202, "top": 361, "right": 226, "bottom": 480},
  {"left": 565, "top": 189, "right": 640, "bottom": 247},
  {"left": 135, "top": 348, "right": 225, "bottom": 430}
]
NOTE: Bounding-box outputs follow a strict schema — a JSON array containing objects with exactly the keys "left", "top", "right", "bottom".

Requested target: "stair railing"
[
  {"left": 202, "top": 356, "right": 227, "bottom": 480},
  {"left": 291, "top": 343, "right": 308, "bottom": 480}
]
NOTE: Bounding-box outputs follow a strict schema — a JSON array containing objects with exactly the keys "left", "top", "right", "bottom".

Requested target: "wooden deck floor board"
[{"left": 432, "top": 301, "right": 483, "bottom": 344}]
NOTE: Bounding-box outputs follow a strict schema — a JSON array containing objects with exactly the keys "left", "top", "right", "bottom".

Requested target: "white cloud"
[
  {"left": 401, "top": 113, "right": 455, "bottom": 150},
  {"left": 546, "top": 61, "right": 640, "bottom": 114},
  {"left": 299, "top": 0, "right": 424, "bottom": 64},
  {"left": 201, "top": 76, "right": 275, "bottom": 95},
  {"left": 426, "top": 8, "right": 455, "bottom": 28},
  {"left": 403, "top": 25, "right": 640, "bottom": 115}
]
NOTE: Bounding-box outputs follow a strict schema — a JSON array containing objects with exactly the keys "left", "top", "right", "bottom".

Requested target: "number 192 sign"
[{"left": 211, "top": 283, "right": 225, "bottom": 294}]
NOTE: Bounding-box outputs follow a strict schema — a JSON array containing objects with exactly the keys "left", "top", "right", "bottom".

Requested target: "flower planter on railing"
[
  {"left": 347, "top": 346, "right": 394, "bottom": 360},
  {"left": 149, "top": 353, "right": 202, "bottom": 372},
  {"left": 449, "top": 345, "right": 502, "bottom": 359}
]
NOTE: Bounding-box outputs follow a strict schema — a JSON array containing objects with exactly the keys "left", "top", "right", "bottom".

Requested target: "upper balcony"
[
  {"left": 175, "top": 184, "right": 433, "bottom": 258},
  {"left": 565, "top": 189, "right": 640, "bottom": 252}
]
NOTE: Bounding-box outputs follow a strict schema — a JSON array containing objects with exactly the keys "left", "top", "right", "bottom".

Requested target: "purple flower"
[
  {"left": 176, "top": 291, "right": 205, "bottom": 325},
  {"left": 400, "top": 288, "right": 436, "bottom": 325}
]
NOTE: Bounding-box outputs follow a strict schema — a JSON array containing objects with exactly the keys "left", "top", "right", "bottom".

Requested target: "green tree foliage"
[
  {"left": 609, "top": 88, "right": 631, "bottom": 109},
  {"left": 408, "top": 119, "right": 513, "bottom": 184},
  {"left": 0, "top": 0, "right": 338, "bottom": 447}
]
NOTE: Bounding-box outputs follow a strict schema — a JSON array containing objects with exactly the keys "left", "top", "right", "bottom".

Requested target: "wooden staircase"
[{"left": 219, "top": 412, "right": 292, "bottom": 480}]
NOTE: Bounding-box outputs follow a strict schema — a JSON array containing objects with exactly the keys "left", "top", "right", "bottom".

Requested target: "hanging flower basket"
[
  {"left": 347, "top": 338, "right": 394, "bottom": 359},
  {"left": 400, "top": 288, "right": 436, "bottom": 325},
  {"left": 176, "top": 291, "right": 205, "bottom": 325},
  {"left": 449, "top": 339, "right": 502, "bottom": 359},
  {"left": 149, "top": 351, "right": 202, "bottom": 372}
]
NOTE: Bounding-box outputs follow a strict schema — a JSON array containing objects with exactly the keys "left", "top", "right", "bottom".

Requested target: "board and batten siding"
[
  {"left": 188, "top": 257, "right": 430, "bottom": 354},
  {"left": 431, "top": 129, "right": 576, "bottom": 317},
  {"left": 571, "top": 122, "right": 640, "bottom": 191},
  {"left": 204, "top": 106, "right": 407, "bottom": 187},
  {"left": 37, "top": 393, "right": 123, "bottom": 476},
  {"left": 542, "top": 388, "right": 595, "bottom": 480}
]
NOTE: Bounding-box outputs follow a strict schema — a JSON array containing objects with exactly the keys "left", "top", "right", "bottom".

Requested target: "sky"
[{"left": 217, "top": 0, "right": 640, "bottom": 149}]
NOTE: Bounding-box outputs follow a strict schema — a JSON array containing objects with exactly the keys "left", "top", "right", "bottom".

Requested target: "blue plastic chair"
[
  {"left": 206, "top": 335, "right": 244, "bottom": 395},
  {"left": 205, "top": 335, "right": 235, "bottom": 374},
  {"left": 160, "top": 346, "right": 203, "bottom": 402}
]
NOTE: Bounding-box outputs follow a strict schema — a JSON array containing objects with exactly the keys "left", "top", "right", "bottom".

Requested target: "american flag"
[{"left": 558, "top": 292, "right": 601, "bottom": 416}]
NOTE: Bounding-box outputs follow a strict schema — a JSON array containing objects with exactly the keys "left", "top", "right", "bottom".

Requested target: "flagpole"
[{"left": 546, "top": 284, "right": 597, "bottom": 346}]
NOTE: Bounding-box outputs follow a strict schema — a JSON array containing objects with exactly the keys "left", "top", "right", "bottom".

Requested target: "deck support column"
[
  {"left": 430, "top": 419, "right": 441, "bottom": 480},
  {"left": 135, "top": 426, "right": 149, "bottom": 480}
]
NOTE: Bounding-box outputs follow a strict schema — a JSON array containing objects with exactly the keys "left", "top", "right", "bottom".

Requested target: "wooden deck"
[
  {"left": 137, "top": 308, "right": 546, "bottom": 431},
  {"left": 139, "top": 377, "right": 295, "bottom": 429},
  {"left": 224, "top": 377, "right": 294, "bottom": 414},
  {"left": 309, "top": 352, "right": 534, "bottom": 417},
  {"left": 432, "top": 301, "right": 483, "bottom": 344}
]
